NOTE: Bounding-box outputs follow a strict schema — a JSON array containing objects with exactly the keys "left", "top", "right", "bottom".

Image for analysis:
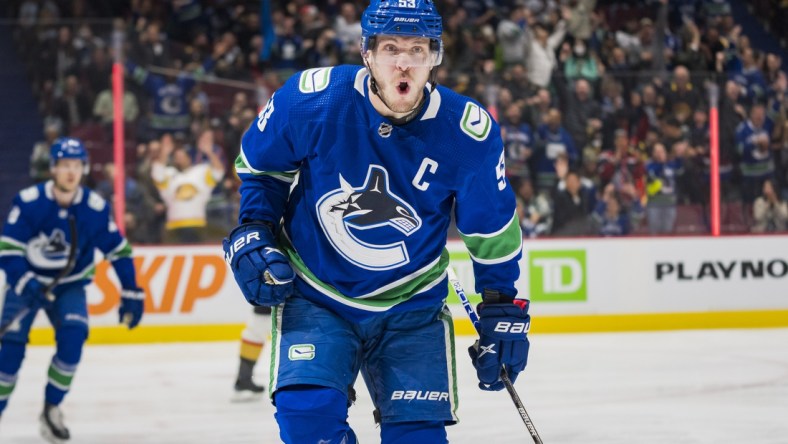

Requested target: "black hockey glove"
[
  {"left": 119, "top": 287, "right": 145, "bottom": 329},
  {"left": 18, "top": 277, "right": 51, "bottom": 309},
  {"left": 468, "top": 289, "right": 530, "bottom": 391},
  {"left": 223, "top": 222, "right": 295, "bottom": 306}
]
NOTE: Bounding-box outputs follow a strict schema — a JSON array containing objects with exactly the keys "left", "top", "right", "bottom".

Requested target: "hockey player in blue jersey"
[
  {"left": 0, "top": 138, "right": 144, "bottom": 443},
  {"left": 223, "top": 1, "right": 530, "bottom": 442}
]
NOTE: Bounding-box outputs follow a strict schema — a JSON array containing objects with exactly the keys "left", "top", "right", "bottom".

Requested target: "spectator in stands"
[
  {"left": 591, "top": 188, "right": 630, "bottom": 236},
  {"left": 72, "top": 23, "right": 103, "bottom": 67},
  {"left": 763, "top": 53, "right": 784, "bottom": 87},
  {"left": 501, "top": 102, "right": 534, "bottom": 184},
  {"left": 673, "top": 17, "right": 706, "bottom": 74},
  {"left": 441, "top": 7, "right": 474, "bottom": 73},
  {"left": 556, "top": 152, "right": 597, "bottom": 210},
  {"left": 731, "top": 47, "right": 768, "bottom": 105},
  {"left": 52, "top": 74, "right": 92, "bottom": 130},
  {"left": 133, "top": 141, "right": 167, "bottom": 244},
  {"left": 497, "top": 5, "right": 529, "bottom": 68},
  {"left": 565, "top": 0, "right": 596, "bottom": 41},
  {"left": 552, "top": 169, "right": 593, "bottom": 236},
  {"left": 187, "top": 97, "right": 211, "bottom": 138},
  {"left": 334, "top": 2, "right": 362, "bottom": 65},
  {"left": 534, "top": 108, "right": 578, "bottom": 193},
  {"left": 500, "top": 64, "right": 540, "bottom": 110},
  {"left": 512, "top": 177, "right": 552, "bottom": 238},
  {"left": 664, "top": 65, "right": 703, "bottom": 124},
  {"left": 645, "top": 142, "right": 680, "bottom": 234},
  {"left": 607, "top": 45, "right": 635, "bottom": 97},
  {"left": 737, "top": 104, "right": 775, "bottom": 204},
  {"left": 769, "top": 73, "right": 788, "bottom": 190},
  {"left": 615, "top": 18, "right": 654, "bottom": 66},
  {"left": 684, "top": 109, "right": 712, "bottom": 201},
  {"left": 598, "top": 76, "right": 627, "bottom": 145},
  {"left": 703, "top": 0, "right": 732, "bottom": 18},
  {"left": 29, "top": 120, "right": 62, "bottom": 182},
  {"left": 151, "top": 130, "right": 225, "bottom": 243},
  {"left": 93, "top": 76, "right": 140, "bottom": 131},
  {"left": 627, "top": 90, "right": 651, "bottom": 145},
  {"left": 640, "top": 84, "right": 663, "bottom": 134},
  {"left": 213, "top": 32, "right": 247, "bottom": 81},
  {"left": 558, "top": 77, "right": 602, "bottom": 153},
  {"left": 95, "top": 163, "right": 148, "bottom": 244},
  {"left": 560, "top": 40, "right": 602, "bottom": 87},
  {"left": 598, "top": 129, "right": 646, "bottom": 201},
  {"left": 223, "top": 105, "right": 256, "bottom": 164},
  {"left": 525, "top": 11, "right": 568, "bottom": 87},
  {"left": 50, "top": 25, "right": 79, "bottom": 90},
  {"left": 297, "top": 4, "right": 329, "bottom": 42},
  {"left": 272, "top": 16, "right": 303, "bottom": 74},
  {"left": 130, "top": 20, "right": 173, "bottom": 68},
  {"left": 189, "top": 128, "right": 226, "bottom": 172},
  {"left": 81, "top": 46, "right": 112, "bottom": 99},
  {"left": 302, "top": 28, "right": 344, "bottom": 68},
  {"left": 126, "top": 40, "right": 226, "bottom": 140},
  {"left": 719, "top": 80, "right": 747, "bottom": 192},
  {"left": 522, "top": 87, "right": 552, "bottom": 130},
  {"left": 752, "top": 179, "right": 788, "bottom": 233}
]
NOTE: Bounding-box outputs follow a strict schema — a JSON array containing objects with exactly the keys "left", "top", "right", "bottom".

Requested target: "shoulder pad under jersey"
[
  {"left": 87, "top": 191, "right": 107, "bottom": 212},
  {"left": 19, "top": 185, "right": 40, "bottom": 203}
]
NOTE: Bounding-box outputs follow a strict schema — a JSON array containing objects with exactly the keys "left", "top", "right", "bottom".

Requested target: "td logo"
[{"left": 528, "top": 250, "right": 587, "bottom": 302}]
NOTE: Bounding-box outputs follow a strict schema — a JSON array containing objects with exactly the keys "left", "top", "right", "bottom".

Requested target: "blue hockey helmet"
[
  {"left": 361, "top": 0, "right": 443, "bottom": 65},
  {"left": 50, "top": 137, "right": 89, "bottom": 174}
]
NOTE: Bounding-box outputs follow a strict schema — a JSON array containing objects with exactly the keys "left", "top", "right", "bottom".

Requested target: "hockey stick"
[
  {"left": 0, "top": 215, "right": 78, "bottom": 338},
  {"left": 447, "top": 267, "right": 544, "bottom": 444}
]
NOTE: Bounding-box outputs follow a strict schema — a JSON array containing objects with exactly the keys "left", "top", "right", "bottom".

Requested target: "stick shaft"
[{"left": 447, "top": 268, "right": 544, "bottom": 444}]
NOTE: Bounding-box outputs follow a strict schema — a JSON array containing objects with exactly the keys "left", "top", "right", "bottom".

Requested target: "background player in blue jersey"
[
  {"left": 223, "top": 1, "right": 530, "bottom": 442},
  {"left": 0, "top": 138, "right": 144, "bottom": 443}
]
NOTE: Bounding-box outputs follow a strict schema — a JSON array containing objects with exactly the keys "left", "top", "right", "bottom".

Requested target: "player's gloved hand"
[
  {"left": 119, "top": 288, "right": 145, "bottom": 329},
  {"left": 468, "top": 290, "right": 530, "bottom": 391},
  {"left": 18, "top": 277, "right": 52, "bottom": 309},
  {"left": 223, "top": 222, "right": 295, "bottom": 306}
]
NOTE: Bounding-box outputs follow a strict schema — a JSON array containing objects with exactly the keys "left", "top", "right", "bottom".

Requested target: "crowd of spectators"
[{"left": 5, "top": 0, "right": 788, "bottom": 242}]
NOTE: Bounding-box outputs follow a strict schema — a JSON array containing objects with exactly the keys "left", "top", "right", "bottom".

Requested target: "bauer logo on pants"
[
  {"left": 288, "top": 344, "right": 316, "bottom": 361},
  {"left": 528, "top": 250, "right": 587, "bottom": 302}
]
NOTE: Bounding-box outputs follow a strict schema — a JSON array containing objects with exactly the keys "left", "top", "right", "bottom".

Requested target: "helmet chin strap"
[{"left": 364, "top": 57, "right": 436, "bottom": 126}]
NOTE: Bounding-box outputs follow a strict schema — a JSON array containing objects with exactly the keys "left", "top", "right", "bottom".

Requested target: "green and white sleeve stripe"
[
  {"left": 458, "top": 211, "right": 523, "bottom": 265},
  {"left": 0, "top": 236, "right": 26, "bottom": 257},
  {"left": 234, "top": 151, "right": 298, "bottom": 184},
  {"left": 105, "top": 239, "right": 132, "bottom": 262}
]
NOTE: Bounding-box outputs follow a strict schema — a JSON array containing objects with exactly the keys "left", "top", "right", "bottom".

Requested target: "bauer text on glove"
[
  {"left": 223, "top": 222, "right": 295, "bottom": 306},
  {"left": 468, "top": 291, "right": 530, "bottom": 391}
]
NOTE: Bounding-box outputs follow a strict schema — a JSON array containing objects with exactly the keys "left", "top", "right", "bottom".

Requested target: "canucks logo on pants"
[{"left": 316, "top": 165, "right": 421, "bottom": 271}]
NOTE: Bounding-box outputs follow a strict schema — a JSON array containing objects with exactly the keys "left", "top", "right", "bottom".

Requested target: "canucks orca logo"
[
  {"left": 27, "top": 229, "right": 71, "bottom": 270},
  {"left": 316, "top": 165, "right": 422, "bottom": 270}
]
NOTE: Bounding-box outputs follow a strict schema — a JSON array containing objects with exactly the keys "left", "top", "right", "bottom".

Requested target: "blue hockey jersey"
[
  {"left": 0, "top": 181, "right": 137, "bottom": 295},
  {"left": 236, "top": 66, "right": 522, "bottom": 320}
]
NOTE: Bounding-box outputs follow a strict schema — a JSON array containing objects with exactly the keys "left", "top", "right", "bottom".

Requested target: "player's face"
[
  {"left": 51, "top": 158, "right": 83, "bottom": 192},
  {"left": 367, "top": 36, "right": 434, "bottom": 114}
]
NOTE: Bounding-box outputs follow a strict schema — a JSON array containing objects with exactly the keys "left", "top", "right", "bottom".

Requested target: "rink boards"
[{"left": 20, "top": 235, "right": 788, "bottom": 344}]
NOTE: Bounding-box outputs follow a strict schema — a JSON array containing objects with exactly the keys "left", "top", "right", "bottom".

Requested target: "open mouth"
[{"left": 396, "top": 81, "right": 410, "bottom": 95}]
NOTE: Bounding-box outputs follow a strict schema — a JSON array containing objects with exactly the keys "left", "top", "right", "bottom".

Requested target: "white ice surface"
[{"left": 2, "top": 329, "right": 788, "bottom": 443}]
